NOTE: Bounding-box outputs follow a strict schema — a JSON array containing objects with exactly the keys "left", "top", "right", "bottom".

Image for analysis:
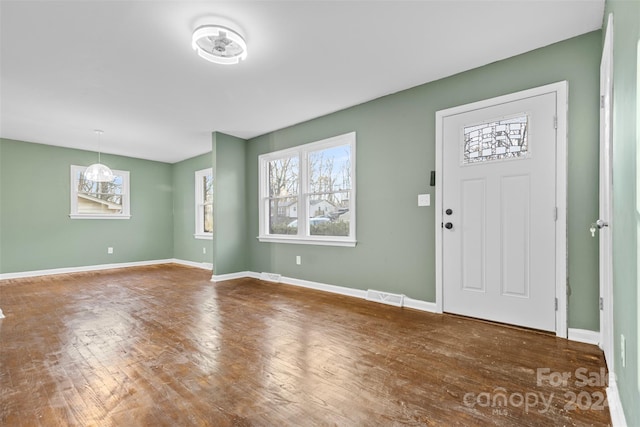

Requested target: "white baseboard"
[
  {"left": 567, "top": 328, "right": 600, "bottom": 346},
  {"left": 280, "top": 275, "right": 367, "bottom": 299},
  {"left": 213, "top": 270, "right": 440, "bottom": 315},
  {"left": 0, "top": 258, "right": 212, "bottom": 281},
  {"left": 404, "top": 297, "right": 439, "bottom": 313},
  {"left": 170, "top": 259, "right": 213, "bottom": 271},
  {"left": 606, "top": 375, "right": 628, "bottom": 427}
]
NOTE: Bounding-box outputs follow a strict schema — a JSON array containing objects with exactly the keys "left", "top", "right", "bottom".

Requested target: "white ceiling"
[{"left": 0, "top": 0, "right": 604, "bottom": 163}]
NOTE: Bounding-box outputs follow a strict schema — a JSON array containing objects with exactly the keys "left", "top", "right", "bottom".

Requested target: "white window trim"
[
  {"left": 258, "top": 132, "right": 356, "bottom": 247},
  {"left": 194, "top": 167, "right": 213, "bottom": 240},
  {"left": 69, "top": 165, "right": 131, "bottom": 219}
]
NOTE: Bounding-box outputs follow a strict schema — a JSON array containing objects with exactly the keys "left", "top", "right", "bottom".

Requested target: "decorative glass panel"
[{"left": 463, "top": 114, "right": 529, "bottom": 164}]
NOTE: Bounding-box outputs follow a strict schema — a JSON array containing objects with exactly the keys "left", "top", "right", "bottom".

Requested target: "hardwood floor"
[{"left": 0, "top": 264, "right": 610, "bottom": 426}]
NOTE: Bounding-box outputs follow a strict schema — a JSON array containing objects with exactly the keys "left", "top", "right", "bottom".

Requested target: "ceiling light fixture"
[
  {"left": 192, "top": 24, "right": 247, "bottom": 65},
  {"left": 85, "top": 130, "right": 114, "bottom": 182}
]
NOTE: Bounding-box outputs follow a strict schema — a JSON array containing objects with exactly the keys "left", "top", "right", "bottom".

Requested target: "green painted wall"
[
  {"left": 212, "top": 132, "right": 248, "bottom": 275},
  {"left": 604, "top": 1, "right": 640, "bottom": 424},
  {"left": 244, "top": 32, "right": 602, "bottom": 330},
  {"left": 172, "top": 152, "right": 214, "bottom": 266},
  {"left": 0, "top": 138, "right": 173, "bottom": 273}
]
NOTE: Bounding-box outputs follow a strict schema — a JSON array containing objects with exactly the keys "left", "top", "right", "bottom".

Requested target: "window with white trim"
[
  {"left": 195, "top": 168, "right": 213, "bottom": 239},
  {"left": 258, "top": 132, "right": 356, "bottom": 247},
  {"left": 69, "top": 165, "right": 130, "bottom": 219}
]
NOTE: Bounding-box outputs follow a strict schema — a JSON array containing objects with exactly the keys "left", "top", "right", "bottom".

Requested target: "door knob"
[
  {"left": 590, "top": 219, "right": 609, "bottom": 237},
  {"left": 444, "top": 222, "right": 453, "bottom": 230}
]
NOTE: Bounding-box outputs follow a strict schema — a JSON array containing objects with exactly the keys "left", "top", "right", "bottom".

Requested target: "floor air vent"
[
  {"left": 260, "top": 272, "right": 282, "bottom": 282},
  {"left": 366, "top": 289, "right": 405, "bottom": 307}
]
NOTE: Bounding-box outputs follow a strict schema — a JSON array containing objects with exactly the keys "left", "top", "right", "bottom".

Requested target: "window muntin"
[
  {"left": 258, "top": 132, "right": 356, "bottom": 246},
  {"left": 70, "top": 165, "right": 130, "bottom": 219},
  {"left": 463, "top": 114, "right": 529, "bottom": 164},
  {"left": 195, "top": 168, "right": 213, "bottom": 239}
]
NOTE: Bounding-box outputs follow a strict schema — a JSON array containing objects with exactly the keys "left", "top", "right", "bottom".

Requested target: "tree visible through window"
[
  {"left": 70, "top": 165, "right": 130, "bottom": 219},
  {"left": 195, "top": 168, "right": 213, "bottom": 239},
  {"left": 259, "top": 132, "right": 356, "bottom": 246},
  {"left": 308, "top": 144, "right": 351, "bottom": 237}
]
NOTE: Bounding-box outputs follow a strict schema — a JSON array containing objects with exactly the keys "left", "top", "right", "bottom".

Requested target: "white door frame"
[
  {"left": 599, "top": 13, "right": 614, "bottom": 371},
  {"left": 435, "top": 81, "right": 568, "bottom": 338}
]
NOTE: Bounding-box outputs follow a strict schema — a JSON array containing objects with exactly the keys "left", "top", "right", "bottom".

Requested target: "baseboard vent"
[
  {"left": 260, "top": 272, "right": 282, "bottom": 282},
  {"left": 366, "top": 289, "right": 405, "bottom": 307}
]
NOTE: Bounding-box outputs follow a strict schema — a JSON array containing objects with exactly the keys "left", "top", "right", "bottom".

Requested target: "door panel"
[
  {"left": 501, "top": 174, "right": 530, "bottom": 298},
  {"left": 442, "top": 92, "right": 557, "bottom": 332},
  {"left": 461, "top": 179, "right": 485, "bottom": 292}
]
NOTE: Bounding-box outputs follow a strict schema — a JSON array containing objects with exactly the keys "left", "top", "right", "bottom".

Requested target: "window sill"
[
  {"left": 257, "top": 235, "right": 356, "bottom": 247},
  {"left": 194, "top": 234, "right": 213, "bottom": 240},
  {"left": 69, "top": 214, "right": 131, "bottom": 220}
]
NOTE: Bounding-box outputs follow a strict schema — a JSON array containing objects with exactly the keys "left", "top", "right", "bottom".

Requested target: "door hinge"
[
  {"left": 599, "top": 297, "right": 604, "bottom": 310},
  {"left": 553, "top": 207, "right": 558, "bottom": 221},
  {"left": 553, "top": 116, "right": 558, "bottom": 129},
  {"left": 555, "top": 298, "right": 558, "bottom": 311},
  {"left": 600, "top": 95, "right": 605, "bottom": 109}
]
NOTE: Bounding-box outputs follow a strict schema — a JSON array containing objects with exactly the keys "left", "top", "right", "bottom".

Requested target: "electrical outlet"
[
  {"left": 621, "top": 334, "right": 626, "bottom": 368},
  {"left": 107, "top": 247, "right": 113, "bottom": 254},
  {"left": 296, "top": 256, "right": 301, "bottom": 265},
  {"left": 203, "top": 247, "right": 207, "bottom": 254}
]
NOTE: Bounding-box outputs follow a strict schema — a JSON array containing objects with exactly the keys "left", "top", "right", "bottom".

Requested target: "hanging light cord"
[{"left": 95, "top": 129, "right": 104, "bottom": 162}]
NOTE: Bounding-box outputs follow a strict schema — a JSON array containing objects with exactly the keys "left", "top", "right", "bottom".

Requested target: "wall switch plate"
[
  {"left": 107, "top": 247, "right": 114, "bottom": 254},
  {"left": 621, "top": 334, "right": 626, "bottom": 368},
  {"left": 418, "top": 194, "right": 430, "bottom": 207},
  {"left": 203, "top": 247, "right": 207, "bottom": 254},
  {"left": 296, "top": 256, "right": 301, "bottom": 265}
]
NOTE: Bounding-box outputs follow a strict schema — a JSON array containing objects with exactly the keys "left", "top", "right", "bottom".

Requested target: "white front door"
[{"left": 440, "top": 91, "right": 559, "bottom": 332}]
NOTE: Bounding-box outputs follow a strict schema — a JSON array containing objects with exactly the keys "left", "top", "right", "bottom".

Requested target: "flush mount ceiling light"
[
  {"left": 85, "top": 130, "right": 114, "bottom": 182},
  {"left": 192, "top": 25, "right": 247, "bottom": 65}
]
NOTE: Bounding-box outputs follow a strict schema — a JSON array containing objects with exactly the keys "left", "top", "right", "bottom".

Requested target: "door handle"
[
  {"left": 444, "top": 222, "right": 453, "bottom": 230},
  {"left": 590, "top": 219, "right": 609, "bottom": 237}
]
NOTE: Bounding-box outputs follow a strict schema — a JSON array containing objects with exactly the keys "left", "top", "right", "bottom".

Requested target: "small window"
[
  {"left": 70, "top": 165, "right": 130, "bottom": 219},
  {"left": 258, "top": 132, "right": 356, "bottom": 247},
  {"left": 195, "top": 168, "right": 213, "bottom": 239},
  {"left": 463, "top": 114, "right": 529, "bottom": 164}
]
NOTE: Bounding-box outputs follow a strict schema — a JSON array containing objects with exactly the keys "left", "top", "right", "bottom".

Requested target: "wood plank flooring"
[{"left": 0, "top": 264, "right": 610, "bottom": 426}]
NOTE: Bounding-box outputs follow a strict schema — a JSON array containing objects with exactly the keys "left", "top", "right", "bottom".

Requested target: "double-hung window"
[
  {"left": 195, "top": 168, "right": 213, "bottom": 239},
  {"left": 258, "top": 132, "right": 356, "bottom": 247},
  {"left": 69, "top": 165, "right": 130, "bottom": 219}
]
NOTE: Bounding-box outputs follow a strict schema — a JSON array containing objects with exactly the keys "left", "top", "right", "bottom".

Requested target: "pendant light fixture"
[
  {"left": 85, "top": 129, "right": 114, "bottom": 182},
  {"left": 192, "top": 24, "right": 247, "bottom": 65}
]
